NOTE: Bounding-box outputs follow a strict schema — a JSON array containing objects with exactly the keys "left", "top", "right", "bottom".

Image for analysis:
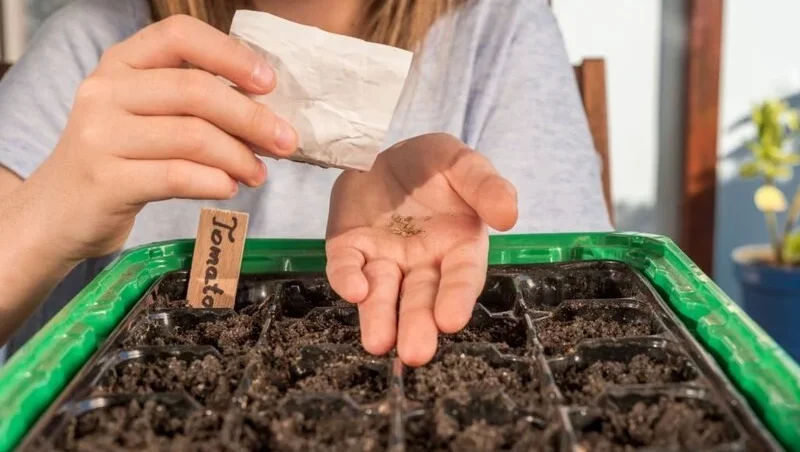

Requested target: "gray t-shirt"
[{"left": 0, "top": 0, "right": 611, "bottom": 355}]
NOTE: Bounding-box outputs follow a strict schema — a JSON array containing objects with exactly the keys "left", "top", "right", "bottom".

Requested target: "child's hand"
[
  {"left": 325, "top": 133, "right": 518, "bottom": 366},
  {"left": 26, "top": 15, "right": 298, "bottom": 262}
]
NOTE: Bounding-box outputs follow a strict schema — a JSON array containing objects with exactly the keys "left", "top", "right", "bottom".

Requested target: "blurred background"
[{"left": 1, "top": 0, "right": 798, "bottom": 309}]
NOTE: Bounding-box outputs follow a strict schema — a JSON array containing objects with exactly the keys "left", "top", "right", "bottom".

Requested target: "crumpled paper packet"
[{"left": 229, "top": 10, "right": 413, "bottom": 171}]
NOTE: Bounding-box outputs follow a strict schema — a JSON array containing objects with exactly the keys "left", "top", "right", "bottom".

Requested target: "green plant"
[{"left": 739, "top": 99, "right": 800, "bottom": 265}]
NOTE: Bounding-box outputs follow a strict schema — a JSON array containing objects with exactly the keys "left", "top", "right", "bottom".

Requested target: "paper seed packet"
[{"left": 229, "top": 10, "right": 413, "bottom": 172}]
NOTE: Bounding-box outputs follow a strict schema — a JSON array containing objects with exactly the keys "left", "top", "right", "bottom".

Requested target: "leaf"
[
  {"left": 754, "top": 185, "right": 788, "bottom": 212},
  {"left": 774, "top": 165, "right": 794, "bottom": 181},
  {"left": 782, "top": 230, "right": 800, "bottom": 264},
  {"left": 763, "top": 144, "right": 782, "bottom": 161},
  {"left": 762, "top": 162, "right": 779, "bottom": 180},
  {"left": 738, "top": 161, "right": 761, "bottom": 179},
  {"left": 777, "top": 152, "right": 800, "bottom": 166},
  {"left": 768, "top": 99, "right": 787, "bottom": 116},
  {"left": 786, "top": 110, "right": 800, "bottom": 131},
  {"left": 752, "top": 105, "right": 763, "bottom": 127},
  {"left": 747, "top": 141, "right": 764, "bottom": 158}
]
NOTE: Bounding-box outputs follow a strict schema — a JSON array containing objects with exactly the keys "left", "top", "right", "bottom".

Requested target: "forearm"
[{"left": 0, "top": 181, "right": 79, "bottom": 345}]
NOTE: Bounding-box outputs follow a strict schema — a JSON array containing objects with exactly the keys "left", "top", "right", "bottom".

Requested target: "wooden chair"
[{"left": 574, "top": 58, "right": 614, "bottom": 225}]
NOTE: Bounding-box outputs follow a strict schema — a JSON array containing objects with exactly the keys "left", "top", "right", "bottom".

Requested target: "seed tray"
[{"left": 13, "top": 261, "right": 782, "bottom": 451}]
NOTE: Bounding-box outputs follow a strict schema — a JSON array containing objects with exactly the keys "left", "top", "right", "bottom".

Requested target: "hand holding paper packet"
[{"left": 229, "top": 10, "right": 414, "bottom": 172}]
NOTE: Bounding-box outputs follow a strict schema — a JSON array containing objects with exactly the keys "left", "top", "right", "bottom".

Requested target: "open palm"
[{"left": 326, "top": 133, "right": 518, "bottom": 366}]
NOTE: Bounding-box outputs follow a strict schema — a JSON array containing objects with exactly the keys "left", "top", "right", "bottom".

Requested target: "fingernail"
[
  {"left": 275, "top": 120, "right": 297, "bottom": 153},
  {"left": 252, "top": 159, "right": 267, "bottom": 185},
  {"left": 252, "top": 61, "right": 274, "bottom": 90},
  {"left": 230, "top": 180, "right": 239, "bottom": 198},
  {"left": 504, "top": 180, "right": 517, "bottom": 199}
]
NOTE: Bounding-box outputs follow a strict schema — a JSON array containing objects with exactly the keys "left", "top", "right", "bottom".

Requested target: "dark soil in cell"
[
  {"left": 121, "top": 307, "right": 266, "bottom": 355},
  {"left": 153, "top": 276, "right": 189, "bottom": 302},
  {"left": 151, "top": 296, "right": 190, "bottom": 311},
  {"left": 475, "top": 277, "right": 518, "bottom": 313},
  {"left": 536, "top": 311, "right": 657, "bottom": 356},
  {"left": 405, "top": 354, "right": 541, "bottom": 413},
  {"left": 43, "top": 400, "right": 228, "bottom": 452},
  {"left": 523, "top": 265, "right": 647, "bottom": 310},
  {"left": 289, "top": 360, "right": 388, "bottom": 403},
  {"left": 439, "top": 317, "right": 529, "bottom": 355},
  {"left": 234, "top": 368, "right": 389, "bottom": 451},
  {"left": 405, "top": 390, "right": 558, "bottom": 452},
  {"left": 265, "top": 308, "right": 362, "bottom": 355},
  {"left": 556, "top": 354, "right": 697, "bottom": 405},
  {"left": 561, "top": 270, "right": 638, "bottom": 300},
  {"left": 237, "top": 408, "right": 389, "bottom": 452},
  {"left": 406, "top": 415, "right": 557, "bottom": 452},
  {"left": 279, "top": 282, "right": 350, "bottom": 318},
  {"left": 268, "top": 411, "right": 389, "bottom": 452},
  {"left": 242, "top": 354, "right": 388, "bottom": 405},
  {"left": 236, "top": 359, "right": 285, "bottom": 412},
  {"left": 92, "top": 355, "right": 246, "bottom": 410},
  {"left": 579, "top": 397, "right": 739, "bottom": 451}
]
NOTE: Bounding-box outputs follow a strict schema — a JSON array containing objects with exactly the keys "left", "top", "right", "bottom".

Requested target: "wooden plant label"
[{"left": 187, "top": 208, "right": 249, "bottom": 309}]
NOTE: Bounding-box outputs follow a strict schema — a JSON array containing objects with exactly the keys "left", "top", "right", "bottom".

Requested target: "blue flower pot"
[{"left": 733, "top": 245, "right": 800, "bottom": 362}]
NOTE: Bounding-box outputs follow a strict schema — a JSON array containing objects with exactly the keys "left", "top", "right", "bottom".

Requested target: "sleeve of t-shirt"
[
  {"left": 471, "top": 0, "right": 613, "bottom": 232},
  {"left": 0, "top": 0, "right": 150, "bottom": 179}
]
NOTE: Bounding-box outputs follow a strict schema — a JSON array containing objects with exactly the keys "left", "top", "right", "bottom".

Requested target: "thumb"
[{"left": 445, "top": 148, "right": 518, "bottom": 231}]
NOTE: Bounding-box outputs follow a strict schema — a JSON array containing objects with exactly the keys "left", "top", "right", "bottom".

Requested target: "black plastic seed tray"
[{"left": 15, "top": 261, "right": 782, "bottom": 451}]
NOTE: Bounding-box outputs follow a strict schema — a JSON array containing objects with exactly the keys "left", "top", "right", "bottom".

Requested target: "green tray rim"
[{"left": 0, "top": 232, "right": 797, "bottom": 451}]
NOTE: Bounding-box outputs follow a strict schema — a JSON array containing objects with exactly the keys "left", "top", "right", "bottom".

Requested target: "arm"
[
  {"left": 0, "top": 11, "right": 299, "bottom": 344},
  {"left": 0, "top": 1, "right": 146, "bottom": 344}
]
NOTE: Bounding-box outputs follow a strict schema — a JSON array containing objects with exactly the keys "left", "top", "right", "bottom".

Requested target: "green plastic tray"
[{"left": 0, "top": 233, "right": 797, "bottom": 451}]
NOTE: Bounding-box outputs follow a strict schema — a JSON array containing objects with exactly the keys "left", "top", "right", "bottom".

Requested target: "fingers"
[
  {"left": 326, "top": 246, "right": 368, "bottom": 303},
  {"left": 114, "top": 116, "right": 266, "bottom": 187},
  {"left": 434, "top": 241, "right": 488, "bottom": 333},
  {"left": 446, "top": 149, "right": 519, "bottom": 231},
  {"left": 358, "top": 260, "right": 401, "bottom": 355},
  {"left": 115, "top": 69, "right": 297, "bottom": 157},
  {"left": 119, "top": 159, "right": 238, "bottom": 205},
  {"left": 108, "top": 15, "right": 275, "bottom": 94},
  {"left": 397, "top": 267, "right": 440, "bottom": 367}
]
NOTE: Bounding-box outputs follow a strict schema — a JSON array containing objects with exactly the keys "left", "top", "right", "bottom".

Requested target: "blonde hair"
[{"left": 148, "top": 0, "right": 464, "bottom": 50}]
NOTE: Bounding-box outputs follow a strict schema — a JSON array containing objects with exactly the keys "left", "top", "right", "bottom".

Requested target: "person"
[{"left": 0, "top": 0, "right": 611, "bottom": 366}]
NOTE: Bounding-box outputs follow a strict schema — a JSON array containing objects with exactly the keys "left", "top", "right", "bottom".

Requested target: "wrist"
[
  {"left": 7, "top": 177, "right": 83, "bottom": 274},
  {"left": 25, "top": 159, "right": 94, "bottom": 264}
]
